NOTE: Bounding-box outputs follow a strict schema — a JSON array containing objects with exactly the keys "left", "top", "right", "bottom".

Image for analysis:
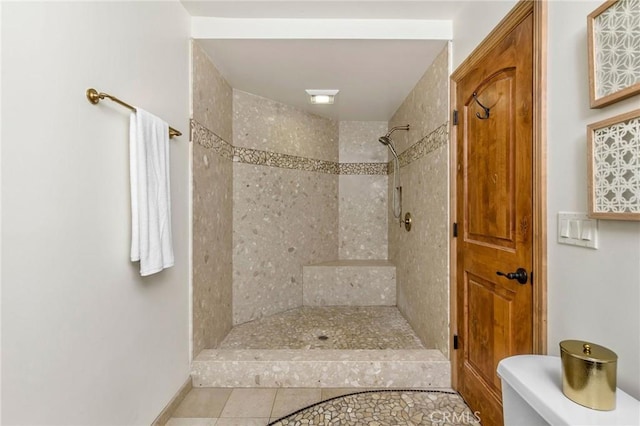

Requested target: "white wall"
[
  {"left": 451, "top": 0, "right": 518, "bottom": 68},
  {"left": 1, "top": 2, "right": 191, "bottom": 424},
  {"left": 547, "top": 0, "right": 640, "bottom": 399},
  {"left": 452, "top": 0, "right": 640, "bottom": 399}
]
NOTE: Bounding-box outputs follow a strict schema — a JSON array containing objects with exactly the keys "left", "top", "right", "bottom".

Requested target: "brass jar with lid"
[{"left": 560, "top": 340, "right": 617, "bottom": 410}]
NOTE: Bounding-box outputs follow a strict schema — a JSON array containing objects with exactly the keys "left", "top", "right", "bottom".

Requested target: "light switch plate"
[{"left": 557, "top": 212, "right": 598, "bottom": 249}]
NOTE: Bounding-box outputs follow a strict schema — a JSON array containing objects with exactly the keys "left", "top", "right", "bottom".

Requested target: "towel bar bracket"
[{"left": 86, "top": 88, "right": 182, "bottom": 138}]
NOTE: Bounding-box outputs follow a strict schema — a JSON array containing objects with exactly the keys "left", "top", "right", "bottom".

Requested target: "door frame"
[{"left": 449, "top": 0, "right": 547, "bottom": 389}]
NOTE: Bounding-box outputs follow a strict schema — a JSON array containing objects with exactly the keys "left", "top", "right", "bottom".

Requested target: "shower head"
[
  {"left": 379, "top": 136, "right": 399, "bottom": 158},
  {"left": 378, "top": 124, "right": 409, "bottom": 158},
  {"left": 378, "top": 135, "right": 392, "bottom": 146}
]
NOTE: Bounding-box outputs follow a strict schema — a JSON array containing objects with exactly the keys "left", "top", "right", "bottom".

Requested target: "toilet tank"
[{"left": 498, "top": 355, "right": 640, "bottom": 426}]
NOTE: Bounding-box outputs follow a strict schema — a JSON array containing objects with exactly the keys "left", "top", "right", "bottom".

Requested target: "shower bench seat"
[{"left": 302, "top": 259, "right": 396, "bottom": 306}]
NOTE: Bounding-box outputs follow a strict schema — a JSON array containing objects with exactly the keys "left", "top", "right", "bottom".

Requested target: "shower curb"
[{"left": 190, "top": 349, "right": 450, "bottom": 388}]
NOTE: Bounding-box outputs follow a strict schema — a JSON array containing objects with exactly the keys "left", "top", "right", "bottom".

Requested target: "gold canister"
[{"left": 560, "top": 340, "right": 617, "bottom": 410}]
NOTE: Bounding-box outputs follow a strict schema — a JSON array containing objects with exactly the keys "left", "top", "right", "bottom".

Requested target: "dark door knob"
[{"left": 496, "top": 268, "right": 528, "bottom": 285}]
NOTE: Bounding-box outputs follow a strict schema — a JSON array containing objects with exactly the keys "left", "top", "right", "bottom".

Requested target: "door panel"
[
  {"left": 466, "top": 273, "right": 515, "bottom": 389},
  {"left": 466, "top": 72, "right": 517, "bottom": 247},
  {"left": 455, "top": 12, "right": 534, "bottom": 426}
]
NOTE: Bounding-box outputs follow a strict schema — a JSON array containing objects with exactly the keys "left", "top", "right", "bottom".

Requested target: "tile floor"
[
  {"left": 218, "top": 306, "right": 425, "bottom": 350},
  {"left": 170, "top": 307, "right": 441, "bottom": 424},
  {"left": 167, "top": 387, "right": 451, "bottom": 425}
]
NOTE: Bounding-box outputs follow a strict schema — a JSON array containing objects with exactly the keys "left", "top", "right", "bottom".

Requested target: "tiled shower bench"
[{"left": 302, "top": 259, "right": 396, "bottom": 306}]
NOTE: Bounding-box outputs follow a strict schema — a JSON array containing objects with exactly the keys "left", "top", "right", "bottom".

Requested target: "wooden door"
[{"left": 454, "top": 12, "right": 534, "bottom": 426}]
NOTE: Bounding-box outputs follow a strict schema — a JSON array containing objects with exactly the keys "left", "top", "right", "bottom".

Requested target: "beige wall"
[
  {"left": 339, "top": 121, "right": 389, "bottom": 260},
  {"left": 232, "top": 91, "right": 339, "bottom": 324},
  {"left": 191, "top": 43, "right": 234, "bottom": 356},
  {"left": 1, "top": 2, "right": 190, "bottom": 423},
  {"left": 546, "top": 0, "right": 640, "bottom": 398},
  {"left": 388, "top": 46, "right": 450, "bottom": 356}
]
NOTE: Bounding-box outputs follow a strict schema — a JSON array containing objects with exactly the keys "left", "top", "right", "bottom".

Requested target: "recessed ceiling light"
[{"left": 306, "top": 89, "right": 339, "bottom": 105}]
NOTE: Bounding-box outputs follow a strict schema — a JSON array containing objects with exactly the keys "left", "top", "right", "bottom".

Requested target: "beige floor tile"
[
  {"left": 321, "top": 387, "right": 361, "bottom": 400},
  {"left": 173, "top": 388, "right": 232, "bottom": 418},
  {"left": 220, "top": 388, "right": 277, "bottom": 418},
  {"left": 166, "top": 418, "right": 218, "bottom": 426},
  {"left": 270, "top": 388, "right": 322, "bottom": 418},
  {"left": 215, "top": 418, "right": 270, "bottom": 426}
]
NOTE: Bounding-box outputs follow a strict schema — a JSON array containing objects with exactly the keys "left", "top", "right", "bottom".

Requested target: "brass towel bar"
[{"left": 86, "top": 88, "right": 182, "bottom": 138}]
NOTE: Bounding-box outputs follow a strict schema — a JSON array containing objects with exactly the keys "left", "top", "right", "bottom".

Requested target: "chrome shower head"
[
  {"left": 378, "top": 124, "right": 409, "bottom": 158},
  {"left": 379, "top": 136, "right": 399, "bottom": 158},
  {"left": 378, "top": 135, "right": 392, "bottom": 146}
]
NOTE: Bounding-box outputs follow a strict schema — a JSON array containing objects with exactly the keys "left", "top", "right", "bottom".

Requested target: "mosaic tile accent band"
[
  {"left": 190, "top": 119, "right": 234, "bottom": 161},
  {"left": 389, "top": 122, "right": 449, "bottom": 174},
  {"left": 339, "top": 162, "right": 388, "bottom": 175},
  {"left": 192, "top": 119, "right": 445, "bottom": 175},
  {"left": 233, "top": 146, "right": 340, "bottom": 174}
]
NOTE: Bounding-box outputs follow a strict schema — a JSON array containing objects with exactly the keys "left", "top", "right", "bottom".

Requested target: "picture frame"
[
  {"left": 587, "top": 0, "right": 640, "bottom": 108},
  {"left": 587, "top": 109, "right": 640, "bottom": 221}
]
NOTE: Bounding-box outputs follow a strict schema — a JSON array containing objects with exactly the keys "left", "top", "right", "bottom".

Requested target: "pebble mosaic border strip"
[
  {"left": 389, "top": 122, "right": 449, "bottom": 173},
  {"left": 192, "top": 119, "right": 387, "bottom": 175},
  {"left": 233, "top": 146, "right": 340, "bottom": 174},
  {"left": 190, "top": 119, "right": 234, "bottom": 161},
  {"left": 191, "top": 119, "right": 447, "bottom": 176},
  {"left": 339, "top": 162, "right": 388, "bottom": 175}
]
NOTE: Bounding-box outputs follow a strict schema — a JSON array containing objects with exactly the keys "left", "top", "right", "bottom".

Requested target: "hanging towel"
[{"left": 130, "top": 108, "right": 174, "bottom": 276}]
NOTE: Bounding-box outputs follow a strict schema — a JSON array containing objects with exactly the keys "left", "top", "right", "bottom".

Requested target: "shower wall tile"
[
  {"left": 339, "top": 175, "right": 388, "bottom": 259},
  {"left": 389, "top": 144, "right": 450, "bottom": 357},
  {"left": 192, "top": 42, "right": 233, "bottom": 142},
  {"left": 193, "top": 138, "right": 233, "bottom": 355},
  {"left": 232, "top": 163, "right": 338, "bottom": 325},
  {"left": 338, "top": 121, "right": 389, "bottom": 260},
  {"left": 233, "top": 90, "right": 339, "bottom": 162},
  {"left": 191, "top": 42, "right": 234, "bottom": 357},
  {"left": 388, "top": 46, "right": 449, "bottom": 156},
  {"left": 339, "top": 121, "right": 388, "bottom": 163},
  {"left": 388, "top": 45, "right": 450, "bottom": 357}
]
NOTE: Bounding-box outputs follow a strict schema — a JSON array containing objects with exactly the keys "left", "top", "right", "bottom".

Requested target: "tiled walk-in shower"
[{"left": 190, "top": 40, "right": 451, "bottom": 394}]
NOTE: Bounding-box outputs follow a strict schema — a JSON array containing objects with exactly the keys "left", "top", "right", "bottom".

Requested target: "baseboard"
[{"left": 151, "top": 377, "right": 192, "bottom": 426}]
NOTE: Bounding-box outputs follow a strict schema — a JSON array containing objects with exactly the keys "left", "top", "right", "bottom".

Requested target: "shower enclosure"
[{"left": 190, "top": 40, "right": 451, "bottom": 388}]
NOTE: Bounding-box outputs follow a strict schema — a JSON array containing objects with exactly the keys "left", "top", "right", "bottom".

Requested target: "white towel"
[{"left": 130, "top": 108, "right": 174, "bottom": 276}]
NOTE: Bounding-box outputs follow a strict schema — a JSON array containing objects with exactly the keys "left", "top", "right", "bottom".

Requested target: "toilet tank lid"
[{"left": 497, "top": 355, "right": 640, "bottom": 426}]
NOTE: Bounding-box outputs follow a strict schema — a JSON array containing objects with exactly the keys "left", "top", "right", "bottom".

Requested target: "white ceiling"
[
  {"left": 182, "top": 1, "right": 461, "bottom": 20},
  {"left": 182, "top": 1, "right": 458, "bottom": 121}
]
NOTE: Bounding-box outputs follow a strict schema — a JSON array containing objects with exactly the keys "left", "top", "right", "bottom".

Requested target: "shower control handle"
[
  {"left": 496, "top": 268, "right": 528, "bottom": 285},
  {"left": 404, "top": 212, "right": 412, "bottom": 232}
]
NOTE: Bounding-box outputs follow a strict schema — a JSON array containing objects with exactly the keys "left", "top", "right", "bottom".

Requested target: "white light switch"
[
  {"left": 569, "top": 220, "right": 581, "bottom": 239},
  {"left": 557, "top": 212, "right": 598, "bottom": 249}
]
